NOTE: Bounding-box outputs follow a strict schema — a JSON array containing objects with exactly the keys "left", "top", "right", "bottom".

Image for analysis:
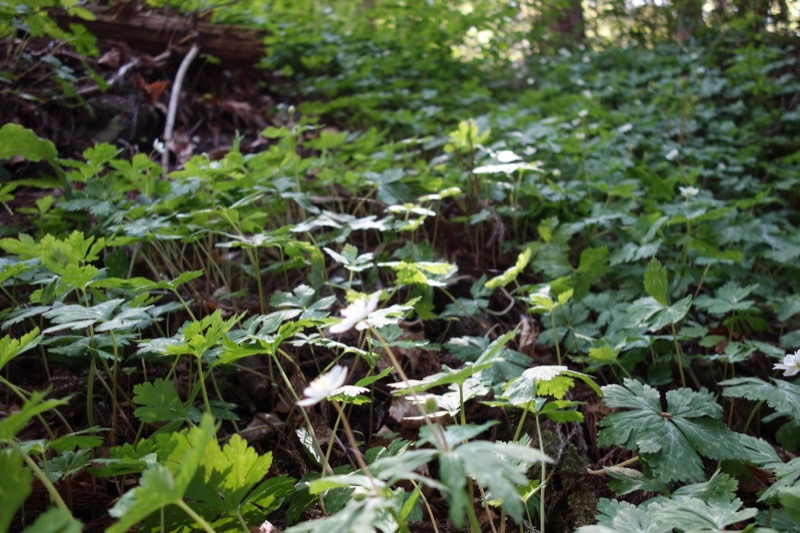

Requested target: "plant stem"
[
  {"left": 11, "top": 440, "right": 68, "bottom": 511},
  {"left": 670, "top": 323, "right": 687, "bottom": 388},
  {"left": 535, "top": 413, "right": 546, "bottom": 533},
  {"left": 175, "top": 498, "right": 217, "bottom": 533}
]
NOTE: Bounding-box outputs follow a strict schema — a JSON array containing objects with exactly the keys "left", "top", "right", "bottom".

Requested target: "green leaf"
[
  {"left": 21, "top": 507, "right": 82, "bottom": 533},
  {"left": 485, "top": 248, "right": 531, "bottom": 290},
  {"left": 694, "top": 282, "right": 759, "bottom": 316},
  {"left": 597, "top": 379, "right": 744, "bottom": 483},
  {"left": 0, "top": 391, "right": 68, "bottom": 442},
  {"left": 0, "top": 450, "right": 32, "bottom": 532},
  {"left": 454, "top": 441, "right": 550, "bottom": 523},
  {"left": 0, "top": 327, "right": 41, "bottom": 372},
  {"left": 40, "top": 449, "right": 91, "bottom": 482},
  {"left": 780, "top": 485, "right": 800, "bottom": 522},
  {"left": 721, "top": 377, "right": 800, "bottom": 423},
  {"left": 644, "top": 259, "right": 668, "bottom": 306},
  {"left": 108, "top": 414, "right": 216, "bottom": 532},
  {"left": 576, "top": 498, "right": 668, "bottom": 533},
  {"left": 0, "top": 123, "right": 57, "bottom": 163},
  {"left": 133, "top": 378, "right": 191, "bottom": 423},
  {"left": 652, "top": 496, "right": 757, "bottom": 531}
]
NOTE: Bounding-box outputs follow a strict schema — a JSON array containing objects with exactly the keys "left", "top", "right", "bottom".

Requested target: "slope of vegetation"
[{"left": 1, "top": 1, "right": 800, "bottom": 531}]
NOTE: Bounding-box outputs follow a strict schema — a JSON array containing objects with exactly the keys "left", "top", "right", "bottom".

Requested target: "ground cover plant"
[{"left": 1, "top": 0, "right": 800, "bottom": 531}]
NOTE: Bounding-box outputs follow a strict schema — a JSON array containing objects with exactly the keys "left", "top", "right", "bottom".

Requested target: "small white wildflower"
[
  {"left": 297, "top": 365, "right": 348, "bottom": 406},
  {"left": 552, "top": 168, "right": 562, "bottom": 177},
  {"left": 153, "top": 139, "right": 165, "bottom": 154},
  {"left": 578, "top": 109, "right": 589, "bottom": 118},
  {"left": 496, "top": 150, "right": 521, "bottom": 163},
  {"left": 665, "top": 148, "right": 679, "bottom": 161},
  {"left": 558, "top": 47, "right": 571, "bottom": 57},
  {"left": 523, "top": 146, "right": 537, "bottom": 156},
  {"left": 522, "top": 365, "right": 569, "bottom": 382},
  {"left": 328, "top": 291, "right": 381, "bottom": 334},
  {"left": 582, "top": 90, "right": 593, "bottom": 99},
  {"left": 679, "top": 186, "right": 700, "bottom": 199},
  {"left": 582, "top": 55, "right": 590, "bottom": 63},
  {"left": 571, "top": 118, "right": 581, "bottom": 127},
  {"left": 576, "top": 132, "right": 586, "bottom": 141},
  {"left": 695, "top": 67, "right": 706, "bottom": 74},
  {"left": 618, "top": 123, "right": 633, "bottom": 134},
  {"left": 774, "top": 350, "right": 800, "bottom": 377},
  {"left": 526, "top": 77, "right": 535, "bottom": 85},
  {"left": 576, "top": 78, "right": 585, "bottom": 87}
]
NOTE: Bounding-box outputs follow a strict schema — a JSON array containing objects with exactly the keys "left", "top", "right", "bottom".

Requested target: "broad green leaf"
[
  {"left": 694, "top": 282, "right": 759, "bottom": 316},
  {"left": 0, "top": 328, "right": 41, "bottom": 371},
  {"left": 780, "top": 485, "right": 800, "bottom": 522},
  {"left": 217, "top": 435, "right": 273, "bottom": 507},
  {"left": 40, "top": 449, "right": 91, "bottom": 482},
  {"left": 107, "top": 465, "right": 182, "bottom": 532},
  {"left": 0, "top": 391, "right": 69, "bottom": 442},
  {"left": 721, "top": 377, "right": 800, "bottom": 423},
  {"left": 0, "top": 123, "right": 57, "bottom": 163},
  {"left": 576, "top": 498, "right": 668, "bottom": 533},
  {"left": 389, "top": 330, "right": 516, "bottom": 394},
  {"left": 454, "top": 440, "right": 550, "bottom": 523},
  {"left": 643, "top": 259, "right": 668, "bottom": 306},
  {"left": 20, "top": 507, "right": 82, "bottom": 533},
  {"left": 652, "top": 496, "right": 757, "bottom": 531},
  {"left": 108, "top": 414, "right": 216, "bottom": 532},
  {"left": 133, "top": 378, "right": 191, "bottom": 423},
  {"left": 485, "top": 248, "right": 531, "bottom": 290},
  {"left": 0, "top": 450, "right": 32, "bottom": 532},
  {"left": 598, "top": 379, "right": 744, "bottom": 483}
]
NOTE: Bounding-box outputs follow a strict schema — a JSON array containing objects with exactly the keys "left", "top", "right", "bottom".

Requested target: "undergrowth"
[{"left": 1, "top": 2, "right": 800, "bottom": 532}]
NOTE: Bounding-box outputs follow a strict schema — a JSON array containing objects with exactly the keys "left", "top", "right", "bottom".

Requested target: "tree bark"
[{"left": 51, "top": 4, "right": 267, "bottom": 65}]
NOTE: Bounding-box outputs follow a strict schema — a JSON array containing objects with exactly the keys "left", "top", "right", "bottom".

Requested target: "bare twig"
[{"left": 162, "top": 42, "right": 200, "bottom": 175}]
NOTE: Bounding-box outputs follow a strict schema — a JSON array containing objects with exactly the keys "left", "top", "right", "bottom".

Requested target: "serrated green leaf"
[
  {"left": 0, "top": 391, "right": 69, "bottom": 442},
  {"left": 20, "top": 507, "right": 82, "bottom": 533},
  {"left": 652, "top": 496, "right": 757, "bottom": 531},
  {"left": 0, "top": 450, "right": 32, "bottom": 532},
  {"left": 780, "top": 485, "right": 800, "bottom": 522},
  {"left": 598, "top": 379, "right": 744, "bottom": 483},
  {"left": 721, "top": 377, "right": 800, "bottom": 423},
  {"left": 576, "top": 498, "right": 668, "bottom": 533},
  {"left": 133, "top": 378, "right": 190, "bottom": 423},
  {"left": 486, "top": 248, "right": 531, "bottom": 289},
  {"left": 0, "top": 327, "right": 41, "bottom": 372}
]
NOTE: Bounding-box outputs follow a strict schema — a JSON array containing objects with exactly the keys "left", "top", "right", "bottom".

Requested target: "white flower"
[
  {"left": 618, "top": 123, "right": 633, "bottom": 134},
  {"left": 665, "top": 148, "right": 679, "bottom": 161},
  {"left": 576, "top": 132, "right": 586, "bottom": 141},
  {"left": 578, "top": 109, "right": 589, "bottom": 118},
  {"left": 679, "top": 186, "right": 700, "bottom": 199},
  {"left": 298, "top": 365, "right": 368, "bottom": 406},
  {"left": 328, "top": 291, "right": 381, "bottom": 334},
  {"left": 522, "top": 365, "right": 568, "bottom": 382},
  {"left": 774, "top": 350, "right": 800, "bottom": 377},
  {"left": 496, "top": 150, "right": 521, "bottom": 163}
]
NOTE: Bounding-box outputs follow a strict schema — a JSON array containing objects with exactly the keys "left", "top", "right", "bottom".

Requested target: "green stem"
[
  {"left": 535, "top": 413, "right": 546, "bottom": 533},
  {"left": 550, "top": 313, "right": 562, "bottom": 365},
  {"left": 670, "top": 323, "right": 687, "bottom": 388},
  {"left": 175, "top": 499, "right": 217, "bottom": 533},
  {"left": 11, "top": 440, "right": 68, "bottom": 511},
  {"left": 272, "top": 353, "right": 333, "bottom": 476}
]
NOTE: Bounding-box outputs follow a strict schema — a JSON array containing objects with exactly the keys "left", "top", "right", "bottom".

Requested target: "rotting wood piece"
[{"left": 50, "top": 4, "right": 267, "bottom": 65}]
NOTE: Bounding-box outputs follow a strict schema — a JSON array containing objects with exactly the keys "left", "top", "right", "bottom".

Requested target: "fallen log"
[{"left": 51, "top": 4, "right": 267, "bottom": 65}]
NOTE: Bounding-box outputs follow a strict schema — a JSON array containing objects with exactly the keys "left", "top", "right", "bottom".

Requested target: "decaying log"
[{"left": 51, "top": 4, "right": 267, "bottom": 65}]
